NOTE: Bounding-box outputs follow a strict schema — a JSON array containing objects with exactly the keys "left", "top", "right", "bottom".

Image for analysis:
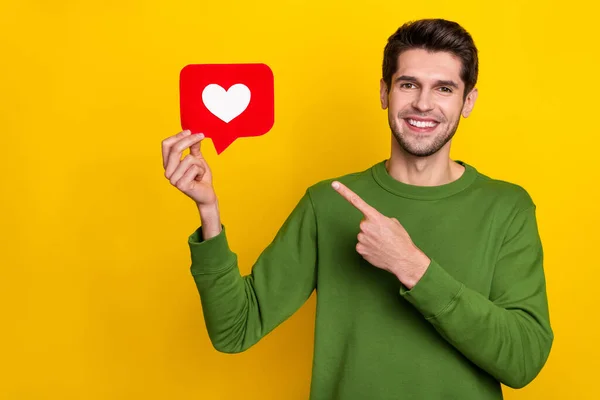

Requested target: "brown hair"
[{"left": 382, "top": 19, "right": 479, "bottom": 99}]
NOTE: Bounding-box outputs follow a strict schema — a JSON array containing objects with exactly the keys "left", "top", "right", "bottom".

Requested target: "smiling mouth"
[
  {"left": 405, "top": 118, "right": 439, "bottom": 128},
  {"left": 405, "top": 118, "right": 439, "bottom": 129}
]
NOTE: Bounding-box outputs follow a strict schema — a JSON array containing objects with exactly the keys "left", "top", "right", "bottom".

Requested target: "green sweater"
[{"left": 188, "top": 160, "right": 553, "bottom": 399}]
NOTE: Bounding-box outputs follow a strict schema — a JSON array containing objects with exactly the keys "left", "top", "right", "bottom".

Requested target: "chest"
[{"left": 320, "top": 197, "right": 509, "bottom": 299}]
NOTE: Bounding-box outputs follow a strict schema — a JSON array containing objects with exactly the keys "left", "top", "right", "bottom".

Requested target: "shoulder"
[{"left": 471, "top": 165, "right": 536, "bottom": 211}]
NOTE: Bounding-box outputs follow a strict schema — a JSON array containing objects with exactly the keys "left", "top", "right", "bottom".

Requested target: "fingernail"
[{"left": 332, "top": 181, "right": 339, "bottom": 189}]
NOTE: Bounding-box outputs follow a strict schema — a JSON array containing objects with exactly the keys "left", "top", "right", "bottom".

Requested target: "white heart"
[{"left": 201, "top": 83, "right": 251, "bottom": 123}]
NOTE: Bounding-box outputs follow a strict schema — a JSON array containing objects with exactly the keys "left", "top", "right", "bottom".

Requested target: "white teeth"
[{"left": 408, "top": 119, "right": 437, "bottom": 128}]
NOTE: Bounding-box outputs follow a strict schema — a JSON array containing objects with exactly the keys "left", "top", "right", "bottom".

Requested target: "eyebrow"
[{"left": 394, "top": 75, "right": 460, "bottom": 90}]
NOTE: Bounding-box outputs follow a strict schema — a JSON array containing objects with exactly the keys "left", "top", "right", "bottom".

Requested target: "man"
[{"left": 162, "top": 18, "right": 553, "bottom": 399}]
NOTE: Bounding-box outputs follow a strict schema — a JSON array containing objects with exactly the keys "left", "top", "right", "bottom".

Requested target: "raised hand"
[
  {"left": 162, "top": 130, "right": 216, "bottom": 207},
  {"left": 162, "top": 130, "right": 222, "bottom": 239}
]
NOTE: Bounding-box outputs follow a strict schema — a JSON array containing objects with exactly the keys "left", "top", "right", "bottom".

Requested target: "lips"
[{"left": 403, "top": 117, "right": 440, "bottom": 133}]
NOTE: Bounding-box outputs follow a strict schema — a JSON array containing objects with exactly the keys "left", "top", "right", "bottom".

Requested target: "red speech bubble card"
[{"left": 179, "top": 63, "right": 274, "bottom": 154}]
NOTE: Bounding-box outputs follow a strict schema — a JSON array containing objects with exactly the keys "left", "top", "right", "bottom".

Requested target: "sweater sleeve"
[
  {"left": 187, "top": 190, "right": 318, "bottom": 353},
  {"left": 399, "top": 205, "right": 553, "bottom": 389}
]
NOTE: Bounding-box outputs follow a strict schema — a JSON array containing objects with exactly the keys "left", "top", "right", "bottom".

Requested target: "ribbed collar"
[{"left": 371, "top": 159, "right": 478, "bottom": 200}]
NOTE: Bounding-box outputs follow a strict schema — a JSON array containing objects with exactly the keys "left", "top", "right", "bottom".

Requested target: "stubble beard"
[{"left": 390, "top": 113, "right": 461, "bottom": 158}]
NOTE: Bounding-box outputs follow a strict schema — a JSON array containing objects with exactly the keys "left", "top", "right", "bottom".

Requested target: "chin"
[
  {"left": 393, "top": 131, "right": 448, "bottom": 158},
  {"left": 403, "top": 146, "right": 440, "bottom": 158}
]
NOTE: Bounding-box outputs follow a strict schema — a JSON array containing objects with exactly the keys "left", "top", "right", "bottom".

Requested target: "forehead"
[{"left": 394, "top": 49, "right": 463, "bottom": 86}]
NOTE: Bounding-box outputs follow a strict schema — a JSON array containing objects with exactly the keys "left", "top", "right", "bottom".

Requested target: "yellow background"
[{"left": 1, "top": 0, "right": 597, "bottom": 398}]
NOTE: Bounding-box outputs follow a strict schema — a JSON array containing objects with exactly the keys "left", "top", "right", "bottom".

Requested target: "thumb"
[{"left": 190, "top": 133, "right": 205, "bottom": 157}]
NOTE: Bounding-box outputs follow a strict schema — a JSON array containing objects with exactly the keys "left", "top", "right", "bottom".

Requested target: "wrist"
[
  {"left": 396, "top": 247, "right": 431, "bottom": 290},
  {"left": 197, "top": 201, "right": 219, "bottom": 217},
  {"left": 197, "top": 202, "right": 222, "bottom": 239}
]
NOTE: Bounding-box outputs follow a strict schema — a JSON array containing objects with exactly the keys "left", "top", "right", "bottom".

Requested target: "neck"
[{"left": 386, "top": 140, "right": 465, "bottom": 187}]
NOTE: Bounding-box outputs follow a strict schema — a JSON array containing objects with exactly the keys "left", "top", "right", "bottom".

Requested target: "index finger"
[
  {"left": 162, "top": 130, "right": 191, "bottom": 169},
  {"left": 331, "top": 181, "right": 378, "bottom": 218}
]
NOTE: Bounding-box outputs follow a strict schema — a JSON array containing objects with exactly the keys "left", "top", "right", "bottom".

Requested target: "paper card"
[{"left": 179, "top": 63, "right": 275, "bottom": 154}]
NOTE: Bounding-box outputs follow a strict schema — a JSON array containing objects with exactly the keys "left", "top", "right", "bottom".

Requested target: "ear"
[
  {"left": 380, "top": 78, "right": 389, "bottom": 109},
  {"left": 461, "top": 87, "right": 478, "bottom": 118}
]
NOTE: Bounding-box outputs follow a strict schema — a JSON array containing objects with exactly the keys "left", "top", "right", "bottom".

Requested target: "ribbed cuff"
[
  {"left": 188, "top": 225, "right": 236, "bottom": 275},
  {"left": 399, "top": 259, "right": 464, "bottom": 320}
]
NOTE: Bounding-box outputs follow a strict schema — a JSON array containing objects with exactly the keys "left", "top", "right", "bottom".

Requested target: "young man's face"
[{"left": 380, "top": 48, "right": 478, "bottom": 157}]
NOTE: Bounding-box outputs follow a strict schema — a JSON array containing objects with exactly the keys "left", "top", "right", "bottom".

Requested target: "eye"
[
  {"left": 400, "top": 83, "right": 416, "bottom": 89},
  {"left": 438, "top": 87, "right": 453, "bottom": 93}
]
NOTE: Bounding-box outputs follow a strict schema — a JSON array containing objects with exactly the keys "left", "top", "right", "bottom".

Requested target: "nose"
[{"left": 411, "top": 89, "right": 433, "bottom": 112}]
